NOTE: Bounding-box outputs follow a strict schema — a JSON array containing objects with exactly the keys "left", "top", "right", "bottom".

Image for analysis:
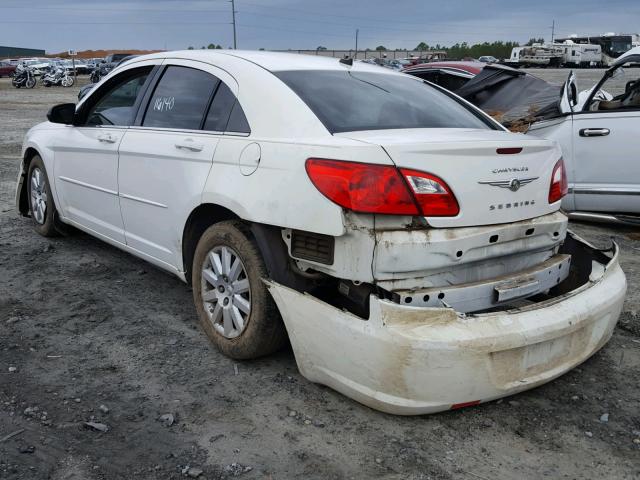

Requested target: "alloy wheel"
[
  {"left": 201, "top": 245, "right": 251, "bottom": 339},
  {"left": 30, "top": 167, "right": 47, "bottom": 224}
]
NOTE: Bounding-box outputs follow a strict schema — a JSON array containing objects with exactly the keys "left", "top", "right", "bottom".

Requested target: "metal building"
[{"left": 0, "top": 46, "right": 46, "bottom": 58}]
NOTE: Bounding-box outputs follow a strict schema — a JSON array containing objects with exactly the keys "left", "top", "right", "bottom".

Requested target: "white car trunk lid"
[{"left": 336, "top": 128, "right": 562, "bottom": 228}]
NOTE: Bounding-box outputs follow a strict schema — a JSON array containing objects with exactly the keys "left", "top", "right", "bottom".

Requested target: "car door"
[
  {"left": 117, "top": 61, "right": 238, "bottom": 268},
  {"left": 52, "top": 63, "right": 157, "bottom": 243},
  {"left": 571, "top": 71, "right": 640, "bottom": 214}
]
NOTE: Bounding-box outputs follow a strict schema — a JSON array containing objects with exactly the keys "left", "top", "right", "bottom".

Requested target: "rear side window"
[
  {"left": 226, "top": 101, "right": 250, "bottom": 134},
  {"left": 143, "top": 66, "right": 218, "bottom": 130},
  {"left": 203, "top": 82, "right": 235, "bottom": 131},
  {"left": 203, "top": 82, "right": 251, "bottom": 134},
  {"left": 275, "top": 70, "right": 494, "bottom": 133}
]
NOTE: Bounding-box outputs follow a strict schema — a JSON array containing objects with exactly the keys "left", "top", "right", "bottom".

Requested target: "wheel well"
[
  {"left": 182, "top": 204, "right": 239, "bottom": 283},
  {"left": 18, "top": 148, "right": 40, "bottom": 216}
]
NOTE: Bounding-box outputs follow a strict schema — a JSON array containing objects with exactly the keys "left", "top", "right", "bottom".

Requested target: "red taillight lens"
[
  {"left": 401, "top": 168, "right": 460, "bottom": 216},
  {"left": 305, "top": 159, "right": 418, "bottom": 215},
  {"left": 548, "top": 158, "right": 568, "bottom": 204},
  {"left": 305, "top": 158, "right": 459, "bottom": 217}
]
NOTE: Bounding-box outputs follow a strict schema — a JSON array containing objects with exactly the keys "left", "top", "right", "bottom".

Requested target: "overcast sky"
[{"left": 2, "top": 0, "right": 638, "bottom": 53}]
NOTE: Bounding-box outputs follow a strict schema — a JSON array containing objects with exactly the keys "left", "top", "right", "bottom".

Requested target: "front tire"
[
  {"left": 25, "top": 77, "right": 35, "bottom": 89},
  {"left": 27, "top": 155, "right": 59, "bottom": 237},
  {"left": 192, "top": 220, "right": 287, "bottom": 360}
]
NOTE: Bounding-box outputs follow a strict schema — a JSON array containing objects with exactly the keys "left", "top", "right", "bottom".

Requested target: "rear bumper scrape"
[{"left": 265, "top": 232, "right": 626, "bottom": 415}]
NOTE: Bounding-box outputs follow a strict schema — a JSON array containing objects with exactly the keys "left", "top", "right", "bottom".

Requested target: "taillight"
[
  {"left": 305, "top": 158, "right": 459, "bottom": 217},
  {"left": 400, "top": 168, "right": 459, "bottom": 216},
  {"left": 305, "top": 159, "right": 418, "bottom": 215},
  {"left": 548, "top": 158, "right": 568, "bottom": 204}
]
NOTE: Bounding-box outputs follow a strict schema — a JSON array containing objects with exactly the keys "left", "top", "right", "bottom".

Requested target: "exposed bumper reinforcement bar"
[{"left": 392, "top": 254, "right": 571, "bottom": 312}]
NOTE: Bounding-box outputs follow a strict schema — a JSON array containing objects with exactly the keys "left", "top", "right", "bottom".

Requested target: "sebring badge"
[{"left": 478, "top": 177, "right": 539, "bottom": 192}]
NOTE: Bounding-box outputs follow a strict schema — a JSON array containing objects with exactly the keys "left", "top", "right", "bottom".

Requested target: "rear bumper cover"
[{"left": 266, "top": 233, "right": 626, "bottom": 415}]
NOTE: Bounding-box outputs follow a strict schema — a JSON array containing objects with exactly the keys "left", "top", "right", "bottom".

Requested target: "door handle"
[
  {"left": 97, "top": 133, "right": 117, "bottom": 143},
  {"left": 175, "top": 140, "right": 204, "bottom": 152},
  {"left": 579, "top": 128, "right": 610, "bottom": 137}
]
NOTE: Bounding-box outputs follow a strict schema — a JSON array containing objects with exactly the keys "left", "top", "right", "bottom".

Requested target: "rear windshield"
[{"left": 275, "top": 70, "right": 494, "bottom": 133}]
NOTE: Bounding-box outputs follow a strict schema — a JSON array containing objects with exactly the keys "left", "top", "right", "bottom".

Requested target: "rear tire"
[
  {"left": 192, "top": 220, "right": 287, "bottom": 360},
  {"left": 27, "top": 156, "right": 60, "bottom": 237}
]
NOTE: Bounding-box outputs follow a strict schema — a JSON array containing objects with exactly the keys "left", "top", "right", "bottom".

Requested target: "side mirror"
[{"left": 47, "top": 103, "right": 76, "bottom": 125}]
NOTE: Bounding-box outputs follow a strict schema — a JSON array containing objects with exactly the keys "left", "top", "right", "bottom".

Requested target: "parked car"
[
  {"left": 85, "top": 58, "right": 103, "bottom": 70},
  {"left": 479, "top": 55, "right": 499, "bottom": 63},
  {"left": 403, "top": 61, "right": 482, "bottom": 91},
  {"left": 23, "top": 59, "right": 53, "bottom": 76},
  {"left": 0, "top": 61, "right": 16, "bottom": 77},
  {"left": 71, "top": 59, "right": 91, "bottom": 75},
  {"left": 102, "top": 53, "right": 134, "bottom": 73},
  {"left": 16, "top": 51, "right": 626, "bottom": 415}
]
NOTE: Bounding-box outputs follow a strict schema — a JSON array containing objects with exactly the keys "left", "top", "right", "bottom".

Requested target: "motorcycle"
[
  {"left": 11, "top": 64, "right": 36, "bottom": 89},
  {"left": 89, "top": 62, "right": 109, "bottom": 84},
  {"left": 41, "top": 65, "right": 74, "bottom": 87}
]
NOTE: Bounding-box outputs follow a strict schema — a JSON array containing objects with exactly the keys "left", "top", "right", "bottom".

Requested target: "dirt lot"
[{"left": 1, "top": 73, "right": 639, "bottom": 480}]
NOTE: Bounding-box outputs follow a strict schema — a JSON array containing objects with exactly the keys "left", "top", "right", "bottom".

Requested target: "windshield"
[{"left": 275, "top": 70, "right": 495, "bottom": 133}]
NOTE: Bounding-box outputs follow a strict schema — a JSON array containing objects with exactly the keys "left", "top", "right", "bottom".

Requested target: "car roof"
[{"left": 134, "top": 49, "right": 396, "bottom": 74}]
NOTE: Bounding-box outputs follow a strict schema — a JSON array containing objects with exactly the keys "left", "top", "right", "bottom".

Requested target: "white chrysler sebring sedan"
[{"left": 16, "top": 51, "right": 626, "bottom": 414}]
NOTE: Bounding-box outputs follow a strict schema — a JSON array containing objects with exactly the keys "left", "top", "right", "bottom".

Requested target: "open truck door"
[{"left": 559, "top": 71, "right": 577, "bottom": 114}]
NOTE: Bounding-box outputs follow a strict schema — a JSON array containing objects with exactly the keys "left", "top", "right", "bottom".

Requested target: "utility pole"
[
  {"left": 550, "top": 19, "right": 555, "bottom": 43},
  {"left": 231, "top": 0, "right": 237, "bottom": 49},
  {"left": 354, "top": 29, "right": 359, "bottom": 59}
]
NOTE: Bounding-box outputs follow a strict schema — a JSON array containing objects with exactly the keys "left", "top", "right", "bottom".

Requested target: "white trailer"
[
  {"left": 556, "top": 42, "right": 602, "bottom": 67},
  {"left": 506, "top": 44, "right": 563, "bottom": 67}
]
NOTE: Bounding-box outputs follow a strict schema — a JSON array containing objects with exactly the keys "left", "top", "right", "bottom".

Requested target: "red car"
[
  {"left": 0, "top": 61, "right": 17, "bottom": 78},
  {"left": 402, "top": 61, "right": 483, "bottom": 91}
]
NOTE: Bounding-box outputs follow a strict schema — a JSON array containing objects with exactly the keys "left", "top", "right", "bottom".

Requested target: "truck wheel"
[
  {"left": 27, "top": 155, "right": 60, "bottom": 237},
  {"left": 192, "top": 220, "right": 287, "bottom": 359}
]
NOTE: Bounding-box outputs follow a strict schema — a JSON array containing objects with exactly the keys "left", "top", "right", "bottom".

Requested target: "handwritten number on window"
[{"left": 153, "top": 96, "right": 175, "bottom": 112}]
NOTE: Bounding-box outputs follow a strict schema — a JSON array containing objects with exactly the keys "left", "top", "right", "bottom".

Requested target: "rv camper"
[
  {"left": 506, "top": 44, "right": 564, "bottom": 67},
  {"left": 558, "top": 42, "right": 603, "bottom": 67}
]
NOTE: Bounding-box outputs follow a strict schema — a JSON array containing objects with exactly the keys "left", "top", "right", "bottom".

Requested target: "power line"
[
  {"left": 236, "top": 23, "right": 466, "bottom": 44},
  {"left": 236, "top": 10, "right": 538, "bottom": 36},
  {"left": 0, "top": 20, "right": 231, "bottom": 25},
  {"left": 237, "top": 1, "right": 551, "bottom": 31},
  {"left": 1, "top": 5, "right": 228, "bottom": 13}
]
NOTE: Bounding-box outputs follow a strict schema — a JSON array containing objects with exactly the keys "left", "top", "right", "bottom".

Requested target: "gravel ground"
[{"left": 0, "top": 73, "right": 639, "bottom": 480}]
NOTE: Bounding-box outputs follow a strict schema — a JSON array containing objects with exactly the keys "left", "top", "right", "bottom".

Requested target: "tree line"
[
  {"left": 186, "top": 38, "right": 547, "bottom": 60},
  {"left": 187, "top": 44, "right": 224, "bottom": 50},
  {"left": 414, "top": 40, "right": 523, "bottom": 60}
]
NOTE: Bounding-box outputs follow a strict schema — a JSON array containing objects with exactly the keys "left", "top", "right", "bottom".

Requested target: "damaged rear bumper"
[{"left": 266, "top": 232, "right": 626, "bottom": 415}]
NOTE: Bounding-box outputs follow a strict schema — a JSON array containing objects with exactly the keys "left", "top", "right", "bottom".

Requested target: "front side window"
[
  {"left": 275, "top": 70, "right": 494, "bottom": 133},
  {"left": 143, "top": 66, "right": 218, "bottom": 130},
  {"left": 589, "top": 67, "right": 640, "bottom": 112},
  {"left": 85, "top": 68, "right": 151, "bottom": 126}
]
